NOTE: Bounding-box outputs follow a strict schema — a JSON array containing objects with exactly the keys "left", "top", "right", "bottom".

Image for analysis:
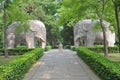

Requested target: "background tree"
[
  {"left": 92, "top": 0, "right": 109, "bottom": 56},
  {"left": 0, "top": 0, "right": 30, "bottom": 58},
  {"left": 58, "top": 0, "right": 116, "bottom": 54},
  {"left": 112, "top": 0, "right": 120, "bottom": 52},
  {"left": 26, "top": 0, "right": 62, "bottom": 46},
  {"left": 0, "top": 0, "right": 62, "bottom": 50},
  {"left": 61, "top": 23, "right": 74, "bottom": 46},
  {"left": 57, "top": 0, "right": 83, "bottom": 46}
]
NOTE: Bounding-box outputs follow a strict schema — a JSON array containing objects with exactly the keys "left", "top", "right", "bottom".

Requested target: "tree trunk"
[
  {"left": 95, "top": 0, "right": 109, "bottom": 57},
  {"left": 113, "top": 2, "right": 120, "bottom": 52},
  {"left": 100, "top": 19, "right": 108, "bottom": 57},
  {"left": 3, "top": 7, "right": 9, "bottom": 58}
]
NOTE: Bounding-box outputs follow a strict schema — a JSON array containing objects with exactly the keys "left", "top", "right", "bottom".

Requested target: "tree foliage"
[
  {"left": 0, "top": 0, "right": 31, "bottom": 45},
  {"left": 0, "top": 0, "right": 31, "bottom": 58},
  {"left": 0, "top": 0, "right": 63, "bottom": 48},
  {"left": 57, "top": 0, "right": 120, "bottom": 49},
  {"left": 21, "top": 0, "right": 62, "bottom": 45},
  {"left": 0, "top": 0, "right": 119, "bottom": 49}
]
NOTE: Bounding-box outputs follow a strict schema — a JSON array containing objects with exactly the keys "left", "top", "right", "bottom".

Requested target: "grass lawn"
[
  {"left": 0, "top": 56, "right": 18, "bottom": 66},
  {"left": 99, "top": 53, "right": 120, "bottom": 63},
  {"left": 107, "top": 53, "right": 120, "bottom": 63}
]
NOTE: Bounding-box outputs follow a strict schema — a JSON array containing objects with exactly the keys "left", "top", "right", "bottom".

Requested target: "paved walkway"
[{"left": 23, "top": 49, "right": 101, "bottom": 80}]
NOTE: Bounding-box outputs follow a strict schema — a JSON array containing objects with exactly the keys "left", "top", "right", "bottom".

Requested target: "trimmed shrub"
[
  {"left": 77, "top": 46, "right": 120, "bottom": 80},
  {"left": 88, "top": 46, "right": 119, "bottom": 53},
  {"left": 45, "top": 46, "right": 52, "bottom": 51},
  {"left": 70, "top": 46, "right": 76, "bottom": 51},
  {"left": 0, "top": 48, "right": 43, "bottom": 80},
  {"left": 0, "top": 47, "right": 33, "bottom": 55}
]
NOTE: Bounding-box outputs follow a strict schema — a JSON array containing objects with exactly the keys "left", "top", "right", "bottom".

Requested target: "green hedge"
[
  {"left": 77, "top": 46, "right": 120, "bottom": 80},
  {"left": 0, "top": 47, "right": 33, "bottom": 55},
  {"left": 70, "top": 46, "right": 76, "bottom": 51},
  {"left": 88, "top": 46, "right": 119, "bottom": 53},
  {"left": 0, "top": 48, "right": 43, "bottom": 80},
  {"left": 45, "top": 46, "right": 52, "bottom": 51}
]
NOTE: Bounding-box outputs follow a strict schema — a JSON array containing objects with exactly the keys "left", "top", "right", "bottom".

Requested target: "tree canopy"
[{"left": 0, "top": 0, "right": 120, "bottom": 49}]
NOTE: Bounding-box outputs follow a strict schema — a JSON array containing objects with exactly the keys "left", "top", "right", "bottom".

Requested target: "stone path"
[{"left": 23, "top": 49, "right": 101, "bottom": 80}]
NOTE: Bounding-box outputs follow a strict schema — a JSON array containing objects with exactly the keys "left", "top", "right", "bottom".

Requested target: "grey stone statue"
[
  {"left": 74, "top": 19, "right": 115, "bottom": 47},
  {"left": 7, "top": 20, "right": 46, "bottom": 49}
]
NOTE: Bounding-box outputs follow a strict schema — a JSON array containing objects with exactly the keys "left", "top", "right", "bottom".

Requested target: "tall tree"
[
  {"left": 112, "top": 0, "right": 120, "bottom": 52},
  {"left": 0, "top": 0, "right": 30, "bottom": 58},
  {"left": 94, "top": 0, "right": 109, "bottom": 57},
  {"left": 27, "top": 0, "right": 61, "bottom": 45},
  {"left": 58, "top": 0, "right": 115, "bottom": 56},
  {"left": 3, "top": 0, "right": 8, "bottom": 58}
]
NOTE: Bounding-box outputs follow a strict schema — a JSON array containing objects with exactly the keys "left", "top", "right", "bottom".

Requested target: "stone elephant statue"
[
  {"left": 7, "top": 20, "right": 46, "bottom": 49},
  {"left": 74, "top": 19, "right": 115, "bottom": 47}
]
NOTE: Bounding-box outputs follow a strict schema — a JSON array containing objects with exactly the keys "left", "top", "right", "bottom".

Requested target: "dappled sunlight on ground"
[
  {"left": 108, "top": 53, "right": 120, "bottom": 63},
  {"left": 99, "top": 53, "right": 120, "bottom": 64},
  {"left": 23, "top": 49, "right": 100, "bottom": 80},
  {"left": 34, "top": 61, "right": 45, "bottom": 66}
]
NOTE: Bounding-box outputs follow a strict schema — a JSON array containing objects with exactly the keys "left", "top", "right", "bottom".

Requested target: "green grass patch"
[
  {"left": 0, "top": 56, "right": 18, "bottom": 65},
  {"left": 96, "top": 53, "right": 120, "bottom": 63},
  {"left": 88, "top": 46, "right": 119, "bottom": 53},
  {"left": 107, "top": 53, "right": 120, "bottom": 63}
]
